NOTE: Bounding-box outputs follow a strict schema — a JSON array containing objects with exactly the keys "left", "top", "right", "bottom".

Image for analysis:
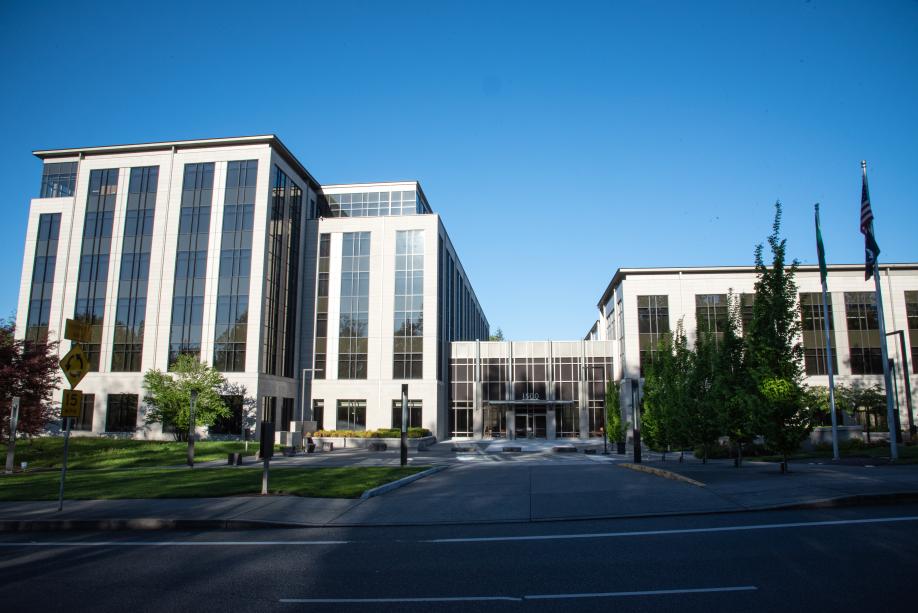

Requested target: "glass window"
[
  {"left": 105, "top": 394, "right": 138, "bottom": 433},
  {"left": 799, "top": 292, "right": 839, "bottom": 376},
  {"left": 261, "top": 166, "right": 302, "bottom": 377},
  {"left": 214, "top": 160, "right": 256, "bottom": 372},
  {"left": 75, "top": 168, "right": 119, "bottom": 370},
  {"left": 72, "top": 393, "right": 94, "bottom": 432},
  {"left": 336, "top": 399, "right": 366, "bottom": 431},
  {"left": 170, "top": 163, "right": 214, "bottom": 366},
  {"left": 324, "top": 189, "right": 426, "bottom": 218},
  {"left": 391, "top": 400, "right": 422, "bottom": 429},
  {"left": 112, "top": 166, "right": 158, "bottom": 371},
  {"left": 637, "top": 295, "right": 669, "bottom": 376},
  {"left": 211, "top": 395, "right": 244, "bottom": 435},
  {"left": 695, "top": 294, "right": 728, "bottom": 344},
  {"left": 313, "top": 234, "right": 330, "bottom": 379},
  {"left": 845, "top": 292, "right": 883, "bottom": 375},
  {"left": 40, "top": 162, "right": 78, "bottom": 198},
  {"left": 25, "top": 213, "right": 61, "bottom": 343},
  {"left": 339, "top": 232, "right": 370, "bottom": 379},
  {"left": 907, "top": 291, "right": 918, "bottom": 375},
  {"left": 312, "top": 399, "right": 325, "bottom": 430},
  {"left": 393, "top": 230, "right": 423, "bottom": 379}
]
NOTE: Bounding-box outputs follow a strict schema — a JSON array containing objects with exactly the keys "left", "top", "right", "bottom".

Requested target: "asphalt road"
[{"left": 2, "top": 504, "right": 917, "bottom": 612}]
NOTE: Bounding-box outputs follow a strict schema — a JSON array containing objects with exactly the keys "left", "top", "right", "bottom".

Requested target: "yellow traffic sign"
[
  {"left": 61, "top": 389, "right": 83, "bottom": 418},
  {"left": 64, "top": 319, "right": 92, "bottom": 343},
  {"left": 60, "top": 345, "right": 90, "bottom": 388}
]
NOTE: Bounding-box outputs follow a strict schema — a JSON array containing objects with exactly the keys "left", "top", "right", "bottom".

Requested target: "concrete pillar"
[{"left": 547, "top": 407, "right": 557, "bottom": 439}]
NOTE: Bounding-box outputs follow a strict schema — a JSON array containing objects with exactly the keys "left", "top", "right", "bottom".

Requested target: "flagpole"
[
  {"left": 815, "top": 204, "right": 840, "bottom": 461},
  {"left": 862, "top": 161, "right": 898, "bottom": 461}
]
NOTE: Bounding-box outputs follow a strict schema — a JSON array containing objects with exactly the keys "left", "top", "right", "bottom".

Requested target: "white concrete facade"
[
  {"left": 591, "top": 265, "right": 918, "bottom": 436},
  {"left": 16, "top": 137, "right": 488, "bottom": 441}
]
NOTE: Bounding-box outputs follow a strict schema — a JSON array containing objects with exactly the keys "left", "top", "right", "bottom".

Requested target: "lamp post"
[
  {"left": 187, "top": 389, "right": 198, "bottom": 468},
  {"left": 400, "top": 384, "right": 409, "bottom": 467}
]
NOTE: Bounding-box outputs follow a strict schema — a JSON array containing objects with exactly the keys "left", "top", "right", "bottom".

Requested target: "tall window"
[
  {"left": 112, "top": 166, "right": 158, "bottom": 371},
  {"left": 394, "top": 230, "right": 424, "bottom": 379},
  {"left": 312, "top": 400, "right": 325, "bottom": 429},
  {"left": 214, "top": 160, "right": 256, "bottom": 372},
  {"left": 740, "top": 293, "right": 755, "bottom": 336},
  {"left": 513, "top": 357, "right": 548, "bottom": 399},
  {"left": 211, "top": 395, "right": 243, "bottom": 435},
  {"left": 336, "top": 400, "right": 367, "bottom": 431},
  {"left": 845, "top": 292, "right": 883, "bottom": 374},
  {"left": 695, "top": 294, "right": 728, "bottom": 344},
  {"left": 106, "top": 393, "right": 138, "bottom": 433},
  {"left": 800, "top": 293, "right": 838, "bottom": 376},
  {"left": 40, "top": 162, "right": 77, "bottom": 198},
  {"left": 391, "top": 400, "right": 422, "bottom": 429},
  {"left": 73, "top": 393, "right": 94, "bottom": 432},
  {"left": 450, "top": 358, "right": 474, "bottom": 437},
  {"left": 586, "top": 356, "right": 611, "bottom": 437},
  {"left": 76, "top": 168, "right": 118, "bottom": 370},
  {"left": 314, "top": 234, "right": 330, "bottom": 379},
  {"left": 338, "top": 232, "right": 370, "bottom": 379},
  {"left": 281, "top": 398, "right": 294, "bottom": 430},
  {"left": 638, "top": 295, "right": 669, "bottom": 376},
  {"left": 554, "top": 357, "right": 580, "bottom": 437},
  {"left": 170, "top": 163, "right": 214, "bottom": 366},
  {"left": 25, "top": 213, "right": 61, "bottom": 343},
  {"left": 907, "top": 291, "right": 918, "bottom": 374},
  {"left": 262, "top": 166, "right": 302, "bottom": 377}
]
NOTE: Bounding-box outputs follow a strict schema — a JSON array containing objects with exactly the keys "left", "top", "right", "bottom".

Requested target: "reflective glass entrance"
[{"left": 514, "top": 407, "right": 546, "bottom": 438}]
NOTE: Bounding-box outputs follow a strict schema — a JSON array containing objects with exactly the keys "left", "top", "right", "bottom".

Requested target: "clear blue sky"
[{"left": 1, "top": 1, "right": 916, "bottom": 340}]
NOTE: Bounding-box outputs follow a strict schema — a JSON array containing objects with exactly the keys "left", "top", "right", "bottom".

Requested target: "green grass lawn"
[
  {"left": 0, "top": 438, "right": 262, "bottom": 470},
  {"left": 0, "top": 466, "right": 428, "bottom": 500}
]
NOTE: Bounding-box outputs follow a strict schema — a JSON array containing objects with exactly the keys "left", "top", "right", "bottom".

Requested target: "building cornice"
[{"left": 596, "top": 262, "right": 918, "bottom": 309}]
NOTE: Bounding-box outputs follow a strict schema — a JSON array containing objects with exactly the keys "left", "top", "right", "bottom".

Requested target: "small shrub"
[{"left": 313, "top": 428, "right": 432, "bottom": 439}]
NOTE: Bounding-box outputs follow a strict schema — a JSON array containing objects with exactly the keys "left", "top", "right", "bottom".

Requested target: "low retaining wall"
[{"left": 311, "top": 435, "right": 437, "bottom": 450}]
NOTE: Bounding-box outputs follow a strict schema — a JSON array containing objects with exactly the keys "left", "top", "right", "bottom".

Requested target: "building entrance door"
[{"left": 514, "top": 407, "right": 547, "bottom": 438}]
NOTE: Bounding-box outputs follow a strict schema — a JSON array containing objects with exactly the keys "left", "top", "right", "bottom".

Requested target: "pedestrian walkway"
[{"left": 2, "top": 444, "right": 917, "bottom": 530}]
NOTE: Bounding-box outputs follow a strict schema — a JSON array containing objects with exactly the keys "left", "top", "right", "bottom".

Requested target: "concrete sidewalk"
[{"left": 2, "top": 449, "right": 918, "bottom": 530}]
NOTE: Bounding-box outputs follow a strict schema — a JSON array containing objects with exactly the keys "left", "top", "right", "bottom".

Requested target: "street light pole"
[{"left": 187, "top": 389, "right": 198, "bottom": 468}]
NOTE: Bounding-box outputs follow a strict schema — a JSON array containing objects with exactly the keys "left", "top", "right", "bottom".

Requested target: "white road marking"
[
  {"left": 279, "top": 586, "right": 758, "bottom": 604},
  {"left": 525, "top": 585, "right": 758, "bottom": 600},
  {"left": 280, "top": 596, "right": 523, "bottom": 603},
  {"left": 0, "top": 540, "right": 347, "bottom": 547},
  {"left": 427, "top": 514, "right": 918, "bottom": 543}
]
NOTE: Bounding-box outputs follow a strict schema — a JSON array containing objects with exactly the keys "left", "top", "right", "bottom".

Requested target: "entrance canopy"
[{"left": 485, "top": 400, "right": 576, "bottom": 406}]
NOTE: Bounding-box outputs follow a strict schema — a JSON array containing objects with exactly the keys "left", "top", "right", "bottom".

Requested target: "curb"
[
  {"left": 619, "top": 463, "right": 706, "bottom": 487},
  {"left": 359, "top": 464, "right": 449, "bottom": 500}
]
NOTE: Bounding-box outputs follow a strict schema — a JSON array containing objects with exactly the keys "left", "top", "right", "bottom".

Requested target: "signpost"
[
  {"left": 5, "top": 397, "right": 20, "bottom": 474},
  {"left": 400, "top": 384, "right": 408, "bottom": 467},
  {"left": 57, "top": 319, "right": 91, "bottom": 511}
]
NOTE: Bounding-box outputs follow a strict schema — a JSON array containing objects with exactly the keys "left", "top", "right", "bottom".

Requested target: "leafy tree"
[
  {"left": 838, "top": 383, "right": 886, "bottom": 443},
  {"left": 488, "top": 328, "right": 505, "bottom": 341},
  {"left": 642, "top": 322, "right": 693, "bottom": 460},
  {"left": 0, "top": 319, "right": 61, "bottom": 439},
  {"left": 142, "top": 355, "right": 233, "bottom": 441},
  {"left": 711, "top": 293, "right": 757, "bottom": 466},
  {"left": 746, "top": 203, "right": 815, "bottom": 470},
  {"left": 604, "top": 381, "right": 624, "bottom": 443},
  {"left": 688, "top": 331, "right": 723, "bottom": 463}
]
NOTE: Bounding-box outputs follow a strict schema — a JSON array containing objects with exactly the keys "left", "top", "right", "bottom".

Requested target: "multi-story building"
[
  {"left": 15, "top": 135, "right": 488, "bottom": 440},
  {"left": 589, "top": 264, "right": 918, "bottom": 437}
]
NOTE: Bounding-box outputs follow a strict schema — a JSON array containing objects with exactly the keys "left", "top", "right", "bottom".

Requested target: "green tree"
[
  {"left": 642, "top": 322, "right": 693, "bottom": 461},
  {"left": 604, "top": 381, "right": 624, "bottom": 444},
  {"left": 838, "top": 383, "right": 886, "bottom": 443},
  {"left": 0, "top": 318, "right": 61, "bottom": 439},
  {"left": 746, "top": 203, "right": 815, "bottom": 470},
  {"left": 711, "top": 293, "right": 757, "bottom": 466},
  {"left": 488, "top": 327, "right": 505, "bottom": 341},
  {"left": 688, "top": 331, "right": 722, "bottom": 463},
  {"left": 142, "top": 355, "right": 233, "bottom": 441}
]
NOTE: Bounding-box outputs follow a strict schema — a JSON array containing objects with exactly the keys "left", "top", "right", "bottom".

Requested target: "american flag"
[
  {"left": 860, "top": 173, "right": 874, "bottom": 235},
  {"left": 860, "top": 162, "right": 880, "bottom": 280}
]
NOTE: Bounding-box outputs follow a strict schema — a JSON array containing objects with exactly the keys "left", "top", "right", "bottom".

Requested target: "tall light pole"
[{"left": 187, "top": 389, "right": 198, "bottom": 468}]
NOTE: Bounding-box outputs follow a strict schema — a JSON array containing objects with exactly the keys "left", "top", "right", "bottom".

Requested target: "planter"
[{"left": 312, "top": 435, "right": 437, "bottom": 450}]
